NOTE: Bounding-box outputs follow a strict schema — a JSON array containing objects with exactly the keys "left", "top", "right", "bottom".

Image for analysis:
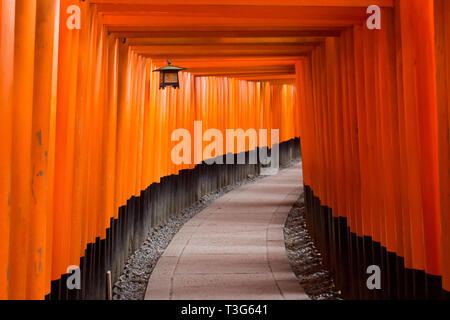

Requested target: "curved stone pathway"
[{"left": 145, "top": 163, "right": 309, "bottom": 300}]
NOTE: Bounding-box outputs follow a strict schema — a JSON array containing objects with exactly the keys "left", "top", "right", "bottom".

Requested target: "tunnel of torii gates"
[{"left": 0, "top": 0, "right": 449, "bottom": 300}]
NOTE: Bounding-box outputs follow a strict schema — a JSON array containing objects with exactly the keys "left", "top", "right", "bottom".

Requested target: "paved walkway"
[{"left": 145, "top": 163, "right": 309, "bottom": 300}]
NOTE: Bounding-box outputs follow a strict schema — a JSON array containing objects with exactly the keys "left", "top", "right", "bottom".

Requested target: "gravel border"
[{"left": 283, "top": 193, "right": 342, "bottom": 300}]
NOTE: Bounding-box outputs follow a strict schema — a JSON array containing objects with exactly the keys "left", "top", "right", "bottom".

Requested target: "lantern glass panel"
[{"left": 164, "top": 72, "right": 178, "bottom": 84}]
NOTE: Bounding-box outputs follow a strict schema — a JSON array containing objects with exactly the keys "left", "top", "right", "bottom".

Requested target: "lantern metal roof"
[{"left": 153, "top": 61, "right": 185, "bottom": 72}]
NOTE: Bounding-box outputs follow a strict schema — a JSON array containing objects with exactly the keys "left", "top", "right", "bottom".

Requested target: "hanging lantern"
[{"left": 153, "top": 61, "right": 185, "bottom": 89}]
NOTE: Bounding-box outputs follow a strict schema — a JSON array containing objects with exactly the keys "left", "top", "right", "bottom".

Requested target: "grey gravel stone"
[{"left": 284, "top": 194, "right": 341, "bottom": 300}]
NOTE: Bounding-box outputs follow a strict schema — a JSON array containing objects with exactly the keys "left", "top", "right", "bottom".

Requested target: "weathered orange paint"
[
  {"left": 9, "top": 0, "right": 37, "bottom": 299},
  {"left": 0, "top": 0, "right": 15, "bottom": 300},
  {"left": 434, "top": 0, "right": 450, "bottom": 291}
]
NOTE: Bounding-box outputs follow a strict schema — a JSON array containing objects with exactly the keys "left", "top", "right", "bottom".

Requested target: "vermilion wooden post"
[
  {"left": 339, "top": 30, "right": 351, "bottom": 226},
  {"left": 376, "top": 8, "right": 401, "bottom": 255},
  {"left": 141, "top": 59, "right": 152, "bottom": 188},
  {"left": 10, "top": 0, "right": 37, "bottom": 299},
  {"left": 400, "top": 0, "right": 441, "bottom": 277},
  {"left": 103, "top": 37, "right": 119, "bottom": 234},
  {"left": 394, "top": 1, "right": 413, "bottom": 272},
  {"left": 29, "top": 0, "right": 58, "bottom": 299},
  {"left": 434, "top": 0, "right": 450, "bottom": 293},
  {"left": 0, "top": 0, "right": 15, "bottom": 300},
  {"left": 353, "top": 25, "right": 369, "bottom": 240},
  {"left": 52, "top": 0, "right": 80, "bottom": 283}
]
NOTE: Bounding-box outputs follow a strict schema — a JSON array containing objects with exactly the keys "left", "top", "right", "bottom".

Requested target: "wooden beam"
[
  {"left": 102, "top": 6, "right": 368, "bottom": 28},
  {"left": 131, "top": 43, "right": 316, "bottom": 57},
  {"left": 91, "top": 0, "right": 394, "bottom": 8},
  {"left": 126, "top": 37, "right": 326, "bottom": 45},
  {"left": 109, "top": 30, "right": 343, "bottom": 38}
]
